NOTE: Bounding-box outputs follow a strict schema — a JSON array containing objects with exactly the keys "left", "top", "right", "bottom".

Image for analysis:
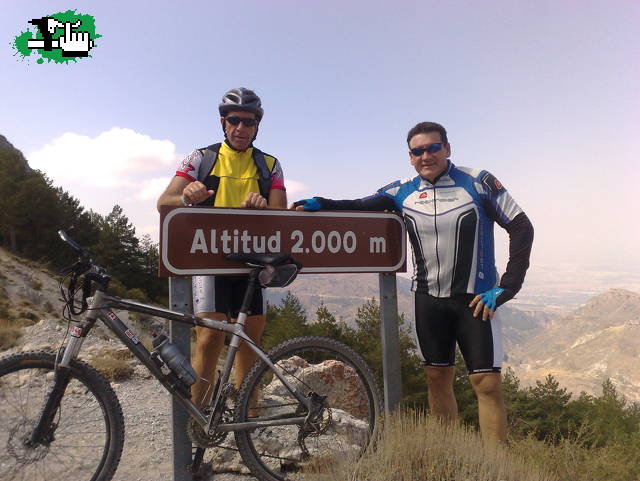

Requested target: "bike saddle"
[{"left": 225, "top": 252, "right": 300, "bottom": 267}]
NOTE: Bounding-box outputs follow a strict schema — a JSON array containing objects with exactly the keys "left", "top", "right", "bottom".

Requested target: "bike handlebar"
[
  {"left": 58, "top": 231, "right": 110, "bottom": 315},
  {"left": 58, "top": 230, "right": 301, "bottom": 315},
  {"left": 58, "top": 230, "right": 91, "bottom": 259}
]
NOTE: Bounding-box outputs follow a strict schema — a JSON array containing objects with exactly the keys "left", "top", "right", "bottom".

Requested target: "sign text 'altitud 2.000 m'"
[{"left": 159, "top": 206, "right": 406, "bottom": 276}]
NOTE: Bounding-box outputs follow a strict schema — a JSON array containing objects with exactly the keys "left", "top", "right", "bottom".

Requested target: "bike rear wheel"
[
  {"left": 0, "top": 350, "right": 125, "bottom": 481},
  {"left": 234, "top": 336, "right": 382, "bottom": 481}
]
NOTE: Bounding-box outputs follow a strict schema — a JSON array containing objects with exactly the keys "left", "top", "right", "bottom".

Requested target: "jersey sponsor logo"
[
  {"left": 419, "top": 191, "right": 428, "bottom": 199},
  {"left": 179, "top": 152, "right": 199, "bottom": 173},
  {"left": 482, "top": 173, "right": 505, "bottom": 195},
  {"left": 272, "top": 162, "right": 283, "bottom": 179}
]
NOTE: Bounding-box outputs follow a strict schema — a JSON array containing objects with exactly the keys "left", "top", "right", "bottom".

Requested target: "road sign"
[{"left": 159, "top": 206, "right": 406, "bottom": 276}]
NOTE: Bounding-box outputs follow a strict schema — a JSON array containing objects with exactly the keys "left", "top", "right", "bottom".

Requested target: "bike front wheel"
[
  {"left": 0, "top": 350, "right": 125, "bottom": 481},
  {"left": 234, "top": 336, "right": 382, "bottom": 481}
]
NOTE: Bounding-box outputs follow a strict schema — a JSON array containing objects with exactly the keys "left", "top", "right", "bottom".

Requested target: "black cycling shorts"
[
  {"left": 192, "top": 275, "right": 264, "bottom": 318},
  {"left": 413, "top": 292, "right": 503, "bottom": 374}
]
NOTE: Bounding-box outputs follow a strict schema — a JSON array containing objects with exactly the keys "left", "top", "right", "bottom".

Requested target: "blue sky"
[{"left": 2, "top": 0, "right": 639, "bottom": 278}]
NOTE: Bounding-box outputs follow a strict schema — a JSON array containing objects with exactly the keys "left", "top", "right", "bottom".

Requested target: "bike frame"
[{"left": 55, "top": 289, "right": 311, "bottom": 434}]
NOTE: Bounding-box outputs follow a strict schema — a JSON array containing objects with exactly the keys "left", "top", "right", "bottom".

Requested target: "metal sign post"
[
  {"left": 379, "top": 273, "right": 402, "bottom": 413},
  {"left": 168, "top": 277, "right": 193, "bottom": 481}
]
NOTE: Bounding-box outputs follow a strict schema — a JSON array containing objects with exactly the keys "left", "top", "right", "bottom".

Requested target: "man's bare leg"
[
  {"left": 191, "top": 312, "right": 227, "bottom": 406},
  {"left": 233, "top": 315, "right": 266, "bottom": 415},
  {"left": 425, "top": 366, "right": 458, "bottom": 421},
  {"left": 469, "top": 372, "right": 507, "bottom": 444},
  {"left": 232, "top": 314, "right": 266, "bottom": 387}
]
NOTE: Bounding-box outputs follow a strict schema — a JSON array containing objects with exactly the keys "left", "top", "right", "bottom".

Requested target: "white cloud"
[
  {"left": 26, "top": 130, "right": 317, "bottom": 246},
  {"left": 285, "top": 179, "right": 308, "bottom": 198},
  {"left": 138, "top": 177, "right": 172, "bottom": 201},
  {"left": 26, "top": 128, "right": 181, "bottom": 244},
  {"left": 28, "top": 127, "right": 181, "bottom": 188}
]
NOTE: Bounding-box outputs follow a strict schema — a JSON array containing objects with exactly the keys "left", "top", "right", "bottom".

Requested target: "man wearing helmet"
[{"left": 158, "top": 88, "right": 286, "bottom": 405}]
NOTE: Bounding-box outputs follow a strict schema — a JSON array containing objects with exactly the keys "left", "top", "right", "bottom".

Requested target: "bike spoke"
[
  {"left": 235, "top": 337, "right": 381, "bottom": 480},
  {"left": 0, "top": 353, "right": 123, "bottom": 481}
]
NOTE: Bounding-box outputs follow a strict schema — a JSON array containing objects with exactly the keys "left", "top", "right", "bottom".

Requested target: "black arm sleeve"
[
  {"left": 496, "top": 212, "right": 534, "bottom": 306},
  {"left": 316, "top": 194, "right": 397, "bottom": 212}
]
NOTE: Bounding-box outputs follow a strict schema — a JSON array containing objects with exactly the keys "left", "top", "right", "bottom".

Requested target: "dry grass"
[
  {"left": 90, "top": 347, "right": 134, "bottom": 381},
  {"left": 319, "top": 410, "right": 555, "bottom": 481},
  {"left": 510, "top": 430, "right": 640, "bottom": 481},
  {"left": 0, "top": 318, "right": 23, "bottom": 349}
]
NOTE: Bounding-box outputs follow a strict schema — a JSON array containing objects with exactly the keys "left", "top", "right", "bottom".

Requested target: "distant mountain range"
[
  {"left": 268, "top": 275, "right": 640, "bottom": 401},
  {"left": 507, "top": 288, "right": 640, "bottom": 401}
]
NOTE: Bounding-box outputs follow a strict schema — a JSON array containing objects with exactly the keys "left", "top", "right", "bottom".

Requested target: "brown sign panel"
[{"left": 159, "top": 206, "right": 406, "bottom": 276}]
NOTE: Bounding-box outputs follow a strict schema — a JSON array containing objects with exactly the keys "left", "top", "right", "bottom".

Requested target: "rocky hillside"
[
  {"left": 507, "top": 289, "right": 640, "bottom": 401},
  {"left": 3, "top": 242, "right": 638, "bottom": 405}
]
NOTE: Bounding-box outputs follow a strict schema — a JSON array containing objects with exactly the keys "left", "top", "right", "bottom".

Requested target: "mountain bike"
[{"left": 0, "top": 231, "right": 382, "bottom": 481}]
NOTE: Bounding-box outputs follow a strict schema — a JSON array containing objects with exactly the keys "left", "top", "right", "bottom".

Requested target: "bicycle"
[{"left": 0, "top": 231, "right": 382, "bottom": 481}]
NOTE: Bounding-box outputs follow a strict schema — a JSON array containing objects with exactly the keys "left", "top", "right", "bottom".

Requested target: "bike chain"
[{"left": 189, "top": 360, "right": 336, "bottom": 466}]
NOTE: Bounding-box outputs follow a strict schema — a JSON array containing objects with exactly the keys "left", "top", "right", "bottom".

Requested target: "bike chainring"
[{"left": 187, "top": 406, "right": 231, "bottom": 449}]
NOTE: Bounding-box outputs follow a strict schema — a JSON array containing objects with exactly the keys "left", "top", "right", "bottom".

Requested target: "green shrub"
[
  {"left": 125, "top": 288, "right": 147, "bottom": 302},
  {"left": 108, "top": 279, "right": 128, "bottom": 299}
]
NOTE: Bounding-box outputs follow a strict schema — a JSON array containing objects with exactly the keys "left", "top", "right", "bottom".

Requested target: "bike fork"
[{"left": 29, "top": 326, "right": 88, "bottom": 445}]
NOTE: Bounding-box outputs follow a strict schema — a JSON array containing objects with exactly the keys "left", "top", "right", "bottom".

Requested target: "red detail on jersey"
[
  {"left": 495, "top": 179, "right": 503, "bottom": 189},
  {"left": 419, "top": 192, "right": 428, "bottom": 199},
  {"left": 176, "top": 171, "right": 196, "bottom": 182}
]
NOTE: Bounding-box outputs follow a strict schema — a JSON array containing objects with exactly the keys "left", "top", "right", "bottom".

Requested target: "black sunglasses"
[
  {"left": 410, "top": 143, "right": 443, "bottom": 157},
  {"left": 225, "top": 116, "right": 258, "bottom": 127}
]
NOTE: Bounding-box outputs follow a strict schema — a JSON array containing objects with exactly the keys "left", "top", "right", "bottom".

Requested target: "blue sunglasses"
[{"left": 410, "top": 143, "right": 443, "bottom": 156}]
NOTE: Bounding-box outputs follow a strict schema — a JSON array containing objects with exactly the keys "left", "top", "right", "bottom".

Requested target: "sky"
[{"left": 2, "top": 0, "right": 639, "bottom": 286}]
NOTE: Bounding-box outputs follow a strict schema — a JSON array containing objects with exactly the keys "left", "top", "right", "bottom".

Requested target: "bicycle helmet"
[{"left": 218, "top": 87, "right": 263, "bottom": 121}]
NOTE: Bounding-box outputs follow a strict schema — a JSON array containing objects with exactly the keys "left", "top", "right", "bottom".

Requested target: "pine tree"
[
  {"left": 262, "top": 292, "right": 308, "bottom": 349},
  {"left": 92, "top": 205, "right": 143, "bottom": 292},
  {"left": 308, "top": 303, "right": 345, "bottom": 339}
]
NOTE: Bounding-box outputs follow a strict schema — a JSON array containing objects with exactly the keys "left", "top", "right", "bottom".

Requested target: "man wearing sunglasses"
[
  {"left": 158, "top": 87, "right": 286, "bottom": 406},
  {"left": 294, "top": 121, "right": 533, "bottom": 444}
]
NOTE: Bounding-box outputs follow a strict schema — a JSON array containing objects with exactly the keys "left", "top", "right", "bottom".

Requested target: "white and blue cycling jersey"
[{"left": 316, "top": 161, "right": 531, "bottom": 301}]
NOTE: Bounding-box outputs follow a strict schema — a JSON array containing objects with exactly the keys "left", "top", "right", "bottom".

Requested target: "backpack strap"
[
  {"left": 195, "top": 143, "right": 221, "bottom": 206},
  {"left": 251, "top": 147, "right": 273, "bottom": 199}
]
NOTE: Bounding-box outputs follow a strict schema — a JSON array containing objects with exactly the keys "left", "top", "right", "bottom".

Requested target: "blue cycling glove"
[
  {"left": 293, "top": 198, "right": 321, "bottom": 211},
  {"left": 479, "top": 287, "right": 505, "bottom": 311}
]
